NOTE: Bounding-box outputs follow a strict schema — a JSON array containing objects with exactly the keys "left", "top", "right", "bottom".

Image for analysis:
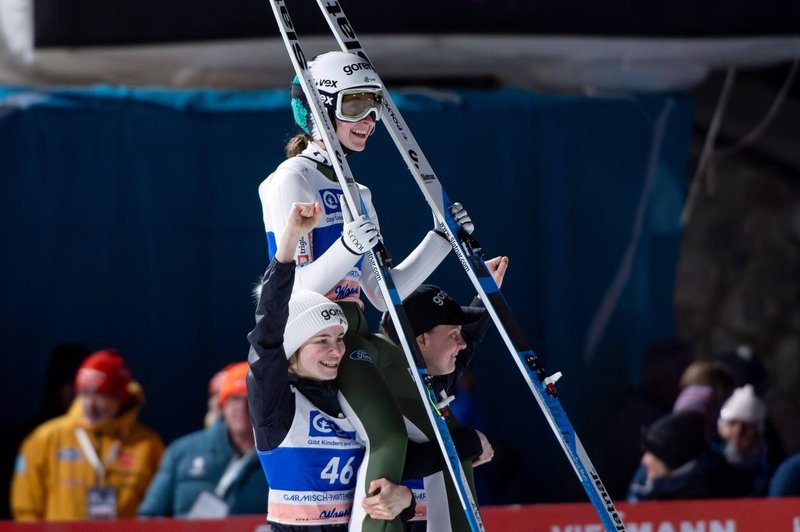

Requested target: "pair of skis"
[
  {"left": 268, "top": 1, "right": 626, "bottom": 531},
  {"left": 269, "top": 2, "right": 485, "bottom": 530}
]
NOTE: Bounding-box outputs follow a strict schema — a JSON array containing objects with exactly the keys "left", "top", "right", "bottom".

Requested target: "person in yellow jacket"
[{"left": 11, "top": 349, "right": 164, "bottom": 520}]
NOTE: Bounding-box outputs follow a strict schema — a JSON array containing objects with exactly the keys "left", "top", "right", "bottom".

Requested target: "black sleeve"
[
  {"left": 399, "top": 495, "right": 416, "bottom": 523},
  {"left": 246, "top": 259, "right": 297, "bottom": 451},
  {"left": 401, "top": 428, "right": 483, "bottom": 480}
]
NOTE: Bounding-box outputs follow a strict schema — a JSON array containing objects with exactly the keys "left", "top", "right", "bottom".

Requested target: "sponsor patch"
[
  {"left": 116, "top": 450, "right": 135, "bottom": 469},
  {"left": 309, "top": 411, "right": 356, "bottom": 440},
  {"left": 189, "top": 456, "right": 206, "bottom": 477},
  {"left": 349, "top": 350, "right": 373, "bottom": 363},
  {"left": 57, "top": 447, "right": 82, "bottom": 461},
  {"left": 319, "top": 188, "right": 342, "bottom": 214}
]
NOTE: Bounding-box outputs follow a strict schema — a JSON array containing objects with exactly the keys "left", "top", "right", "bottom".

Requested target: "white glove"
[
  {"left": 342, "top": 215, "right": 380, "bottom": 255},
  {"left": 450, "top": 202, "right": 474, "bottom": 234}
]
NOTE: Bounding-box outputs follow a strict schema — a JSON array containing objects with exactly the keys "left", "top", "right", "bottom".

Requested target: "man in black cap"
[{"left": 371, "top": 256, "right": 508, "bottom": 531}]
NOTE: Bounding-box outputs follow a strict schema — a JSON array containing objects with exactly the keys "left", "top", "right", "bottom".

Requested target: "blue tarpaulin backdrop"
[{"left": 0, "top": 85, "right": 692, "bottom": 503}]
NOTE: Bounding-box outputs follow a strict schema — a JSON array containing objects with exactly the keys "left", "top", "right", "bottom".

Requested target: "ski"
[
  {"left": 267, "top": 1, "right": 485, "bottom": 530},
  {"left": 314, "top": 1, "right": 627, "bottom": 530}
]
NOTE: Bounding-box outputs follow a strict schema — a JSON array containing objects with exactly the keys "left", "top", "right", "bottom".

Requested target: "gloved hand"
[
  {"left": 342, "top": 215, "right": 380, "bottom": 255},
  {"left": 450, "top": 202, "right": 474, "bottom": 234}
]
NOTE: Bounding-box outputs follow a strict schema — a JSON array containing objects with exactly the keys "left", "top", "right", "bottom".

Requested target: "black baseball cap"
[{"left": 381, "top": 284, "right": 485, "bottom": 342}]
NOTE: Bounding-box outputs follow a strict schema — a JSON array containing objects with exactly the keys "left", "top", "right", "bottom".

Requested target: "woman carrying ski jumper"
[
  {"left": 247, "top": 202, "right": 414, "bottom": 531},
  {"left": 257, "top": 51, "right": 472, "bottom": 531}
]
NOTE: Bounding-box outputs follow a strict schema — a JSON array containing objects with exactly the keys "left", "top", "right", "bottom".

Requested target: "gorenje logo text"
[{"left": 343, "top": 62, "right": 373, "bottom": 75}]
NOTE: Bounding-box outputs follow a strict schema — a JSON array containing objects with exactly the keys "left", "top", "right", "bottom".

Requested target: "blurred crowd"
[
  {"left": 2, "top": 345, "right": 267, "bottom": 520},
  {"left": 2, "top": 340, "right": 799, "bottom": 522},
  {"left": 611, "top": 342, "right": 800, "bottom": 502}
]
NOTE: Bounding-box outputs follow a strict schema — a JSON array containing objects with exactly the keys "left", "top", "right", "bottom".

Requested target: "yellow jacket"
[{"left": 11, "top": 381, "right": 164, "bottom": 520}]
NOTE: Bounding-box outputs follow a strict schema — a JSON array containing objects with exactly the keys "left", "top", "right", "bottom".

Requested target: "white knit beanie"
[
  {"left": 284, "top": 290, "right": 348, "bottom": 358},
  {"left": 719, "top": 384, "right": 766, "bottom": 432}
]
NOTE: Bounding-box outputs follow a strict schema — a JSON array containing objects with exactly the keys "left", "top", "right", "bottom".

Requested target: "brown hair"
[
  {"left": 285, "top": 133, "right": 312, "bottom": 158},
  {"left": 679, "top": 360, "right": 735, "bottom": 401}
]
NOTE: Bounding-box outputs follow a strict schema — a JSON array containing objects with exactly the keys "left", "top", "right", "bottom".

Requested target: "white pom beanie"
[
  {"left": 719, "top": 384, "right": 766, "bottom": 432},
  {"left": 284, "top": 290, "right": 348, "bottom": 358}
]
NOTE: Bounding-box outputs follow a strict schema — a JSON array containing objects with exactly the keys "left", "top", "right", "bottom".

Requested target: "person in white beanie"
[
  {"left": 246, "top": 202, "right": 414, "bottom": 531},
  {"left": 716, "top": 384, "right": 770, "bottom": 495}
]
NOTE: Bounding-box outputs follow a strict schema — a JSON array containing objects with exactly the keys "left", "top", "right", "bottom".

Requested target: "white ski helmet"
[{"left": 291, "top": 51, "right": 384, "bottom": 139}]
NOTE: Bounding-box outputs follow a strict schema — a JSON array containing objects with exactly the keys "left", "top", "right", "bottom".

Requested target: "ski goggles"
[{"left": 335, "top": 88, "right": 383, "bottom": 122}]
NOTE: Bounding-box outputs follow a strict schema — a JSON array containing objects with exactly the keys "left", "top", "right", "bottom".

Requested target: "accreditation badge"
[
  {"left": 186, "top": 490, "right": 230, "bottom": 518},
  {"left": 86, "top": 486, "right": 117, "bottom": 519}
]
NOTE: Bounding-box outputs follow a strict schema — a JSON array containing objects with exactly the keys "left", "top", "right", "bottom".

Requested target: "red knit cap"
[
  {"left": 219, "top": 362, "right": 249, "bottom": 407},
  {"left": 75, "top": 349, "right": 132, "bottom": 405}
]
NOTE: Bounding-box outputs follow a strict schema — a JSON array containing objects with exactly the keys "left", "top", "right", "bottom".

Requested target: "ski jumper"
[{"left": 258, "top": 143, "right": 451, "bottom": 532}]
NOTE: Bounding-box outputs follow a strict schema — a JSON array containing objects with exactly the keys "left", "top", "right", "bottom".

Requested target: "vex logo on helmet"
[
  {"left": 342, "top": 62, "right": 373, "bottom": 75},
  {"left": 316, "top": 79, "right": 338, "bottom": 88}
]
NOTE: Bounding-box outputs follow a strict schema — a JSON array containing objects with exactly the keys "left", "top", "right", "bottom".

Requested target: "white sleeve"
[
  {"left": 259, "top": 164, "right": 361, "bottom": 295},
  {"left": 359, "top": 190, "right": 452, "bottom": 311}
]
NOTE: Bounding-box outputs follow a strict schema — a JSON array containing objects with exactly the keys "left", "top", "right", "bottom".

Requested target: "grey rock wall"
[{"left": 675, "top": 153, "right": 800, "bottom": 454}]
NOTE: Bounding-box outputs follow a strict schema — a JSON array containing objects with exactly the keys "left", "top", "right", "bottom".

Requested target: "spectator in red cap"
[
  {"left": 75, "top": 350, "right": 133, "bottom": 425},
  {"left": 138, "top": 362, "right": 266, "bottom": 518},
  {"left": 11, "top": 349, "right": 164, "bottom": 521}
]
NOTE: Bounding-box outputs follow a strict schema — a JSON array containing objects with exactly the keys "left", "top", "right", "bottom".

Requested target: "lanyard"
[
  {"left": 214, "top": 450, "right": 255, "bottom": 498},
  {"left": 75, "top": 428, "right": 122, "bottom": 486}
]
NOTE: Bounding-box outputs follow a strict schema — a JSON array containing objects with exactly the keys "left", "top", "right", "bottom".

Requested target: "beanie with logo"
[{"left": 283, "top": 289, "right": 349, "bottom": 358}]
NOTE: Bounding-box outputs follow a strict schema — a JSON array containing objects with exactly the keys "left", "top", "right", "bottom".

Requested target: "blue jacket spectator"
[
  {"left": 769, "top": 454, "right": 800, "bottom": 497},
  {"left": 138, "top": 363, "right": 267, "bottom": 517}
]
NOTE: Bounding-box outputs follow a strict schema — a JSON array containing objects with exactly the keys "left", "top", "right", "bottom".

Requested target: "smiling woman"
[
  {"left": 285, "top": 294, "right": 348, "bottom": 382},
  {"left": 245, "top": 202, "right": 415, "bottom": 531}
]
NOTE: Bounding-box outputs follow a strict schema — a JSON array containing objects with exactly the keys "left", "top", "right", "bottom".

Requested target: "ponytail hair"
[{"left": 285, "top": 133, "right": 311, "bottom": 158}]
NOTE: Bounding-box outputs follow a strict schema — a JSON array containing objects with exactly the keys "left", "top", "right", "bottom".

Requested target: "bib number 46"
[{"left": 321, "top": 456, "right": 356, "bottom": 485}]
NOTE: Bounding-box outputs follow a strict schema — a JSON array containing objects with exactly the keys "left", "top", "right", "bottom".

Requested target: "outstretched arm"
[
  {"left": 274, "top": 202, "right": 322, "bottom": 263},
  {"left": 360, "top": 202, "right": 477, "bottom": 311},
  {"left": 247, "top": 202, "right": 322, "bottom": 450}
]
